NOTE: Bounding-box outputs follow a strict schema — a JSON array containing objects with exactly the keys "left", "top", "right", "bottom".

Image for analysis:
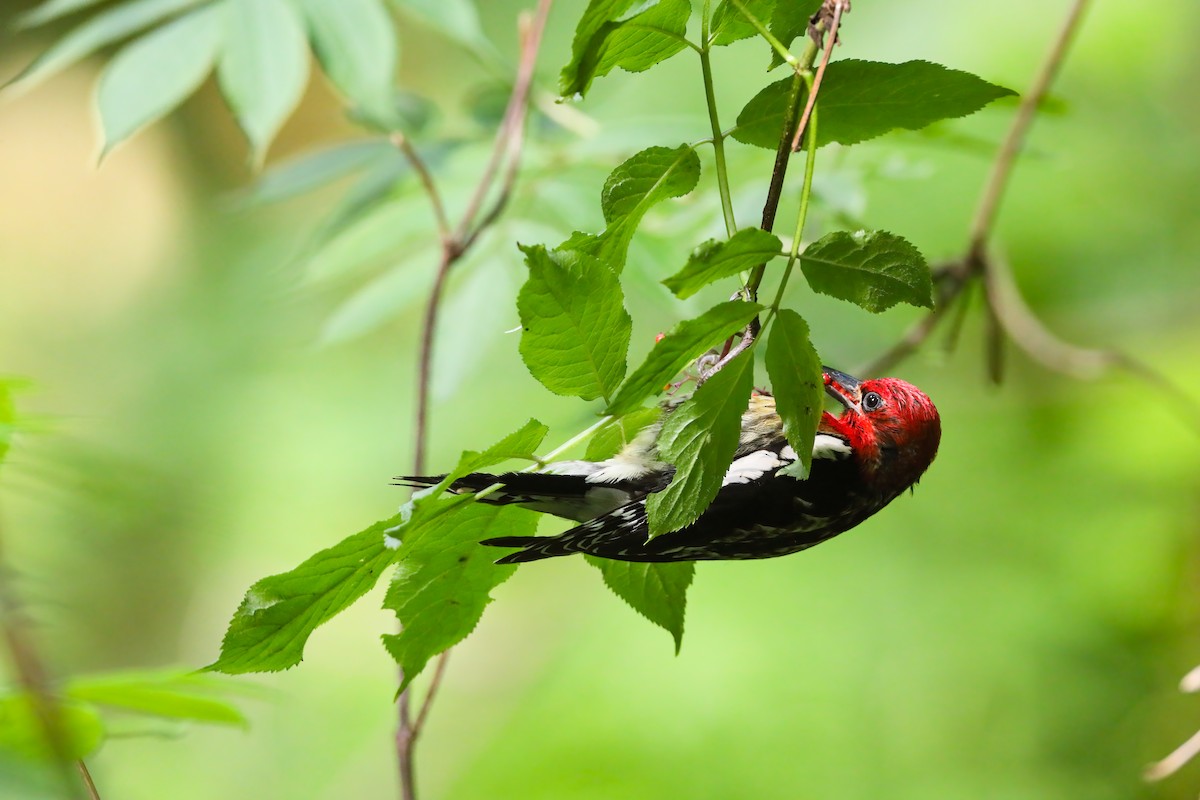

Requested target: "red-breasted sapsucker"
[{"left": 399, "top": 367, "right": 940, "bottom": 563}]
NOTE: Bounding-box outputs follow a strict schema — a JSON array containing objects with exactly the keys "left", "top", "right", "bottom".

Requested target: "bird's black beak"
[{"left": 822, "top": 366, "right": 862, "bottom": 412}]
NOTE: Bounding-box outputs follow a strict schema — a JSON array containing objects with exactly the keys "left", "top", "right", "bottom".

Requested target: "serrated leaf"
[
  {"left": 66, "top": 672, "right": 245, "bottom": 726},
  {"left": 207, "top": 515, "right": 403, "bottom": 673},
  {"left": 560, "top": 144, "right": 701, "bottom": 273},
  {"left": 5, "top": 0, "right": 204, "bottom": 94},
  {"left": 237, "top": 139, "right": 399, "bottom": 207},
  {"left": 388, "top": 0, "right": 492, "bottom": 52},
  {"left": 383, "top": 503, "right": 532, "bottom": 692},
  {"left": 646, "top": 349, "right": 755, "bottom": 535},
  {"left": 767, "top": 0, "right": 821, "bottom": 68},
  {"left": 440, "top": 418, "right": 550, "bottom": 489},
  {"left": 801, "top": 229, "right": 932, "bottom": 312},
  {"left": 710, "top": 0, "right": 773, "bottom": 47},
  {"left": 0, "top": 696, "right": 104, "bottom": 761},
  {"left": 96, "top": 4, "right": 223, "bottom": 152},
  {"left": 559, "top": 0, "right": 691, "bottom": 98},
  {"left": 606, "top": 299, "right": 761, "bottom": 416},
  {"left": 517, "top": 244, "right": 631, "bottom": 402},
  {"left": 584, "top": 407, "right": 661, "bottom": 461},
  {"left": 764, "top": 309, "right": 822, "bottom": 479},
  {"left": 585, "top": 557, "right": 694, "bottom": 652},
  {"left": 295, "top": 0, "right": 397, "bottom": 125},
  {"left": 217, "top": 0, "right": 310, "bottom": 163},
  {"left": 662, "top": 227, "right": 782, "bottom": 299},
  {"left": 732, "top": 59, "right": 1016, "bottom": 150}
]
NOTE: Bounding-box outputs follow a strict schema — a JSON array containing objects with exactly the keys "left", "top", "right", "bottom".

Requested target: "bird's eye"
[{"left": 862, "top": 391, "right": 883, "bottom": 411}]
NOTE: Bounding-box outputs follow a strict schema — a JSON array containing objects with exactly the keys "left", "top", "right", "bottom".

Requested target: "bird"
[{"left": 397, "top": 367, "right": 940, "bottom": 564}]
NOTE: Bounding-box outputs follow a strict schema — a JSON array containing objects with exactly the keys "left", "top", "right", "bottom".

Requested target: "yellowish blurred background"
[{"left": 1, "top": 0, "right": 1199, "bottom": 797}]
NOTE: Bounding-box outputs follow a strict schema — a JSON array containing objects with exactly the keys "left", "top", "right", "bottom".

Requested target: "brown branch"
[
  {"left": 863, "top": 0, "right": 1091, "bottom": 377},
  {"left": 789, "top": 0, "right": 848, "bottom": 153},
  {"left": 394, "top": 2, "right": 555, "bottom": 798}
]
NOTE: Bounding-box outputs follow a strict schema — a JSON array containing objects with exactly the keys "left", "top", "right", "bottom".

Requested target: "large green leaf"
[
  {"left": 732, "top": 59, "right": 1016, "bottom": 150},
  {"left": 207, "top": 514, "right": 405, "bottom": 673},
  {"left": 217, "top": 0, "right": 310, "bottom": 162},
  {"left": 517, "top": 244, "right": 631, "bottom": 403},
  {"left": 709, "top": 0, "right": 773, "bottom": 46},
  {"left": 6, "top": 0, "right": 205, "bottom": 93},
  {"left": 800, "top": 229, "right": 932, "bottom": 312},
  {"left": 767, "top": 0, "right": 822, "bottom": 68},
  {"left": 606, "top": 299, "right": 761, "bottom": 416},
  {"left": 561, "top": 144, "right": 701, "bottom": 274},
  {"left": 662, "top": 227, "right": 783, "bottom": 299},
  {"left": 96, "top": 4, "right": 223, "bottom": 152},
  {"left": 295, "top": 0, "right": 398, "bottom": 125},
  {"left": 764, "top": 309, "right": 823, "bottom": 479},
  {"left": 559, "top": 0, "right": 691, "bottom": 98},
  {"left": 646, "top": 349, "right": 755, "bottom": 535},
  {"left": 585, "top": 557, "right": 694, "bottom": 652},
  {"left": 383, "top": 503, "right": 532, "bottom": 692}
]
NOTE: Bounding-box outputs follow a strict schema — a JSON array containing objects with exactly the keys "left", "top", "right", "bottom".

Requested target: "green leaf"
[
  {"left": 710, "top": 0, "right": 773, "bottom": 47},
  {"left": 800, "top": 229, "right": 932, "bottom": 312},
  {"left": 560, "top": 144, "right": 701, "bottom": 273},
  {"left": 0, "top": 696, "right": 104, "bottom": 761},
  {"left": 295, "top": 0, "right": 398, "bottom": 125},
  {"left": 606, "top": 299, "right": 761, "bottom": 416},
  {"left": 96, "top": 4, "right": 223, "bottom": 153},
  {"left": 5, "top": 0, "right": 204, "bottom": 94},
  {"left": 217, "top": 0, "right": 311, "bottom": 163},
  {"left": 584, "top": 407, "right": 661, "bottom": 461},
  {"left": 440, "top": 418, "right": 550, "bottom": 488},
  {"left": 662, "top": 227, "right": 783, "bottom": 299},
  {"left": 585, "top": 557, "right": 694, "bottom": 652},
  {"left": 517, "top": 244, "right": 631, "bottom": 403},
  {"left": 382, "top": 503, "right": 532, "bottom": 692},
  {"left": 237, "top": 140, "right": 400, "bottom": 207},
  {"left": 559, "top": 0, "right": 691, "bottom": 98},
  {"left": 16, "top": 0, "right": 110, "bottom": 28},
  {"left": 389, "top": 0, "right": 492, "bottom": 52},
  {"left": 208, "top": 515, "right": 402, "bottom": 673},
  {"left": 645, "top": 349, "right": 755, "bottom": 535},
  {"left": 767, "top": 0, "right": 821, "bottom": 68},
  {"left": 66, "top": 672, "right": 245, "bottom": 726},
  {"left": 732, "top": 59, "right": 1016, "bottom": 150},
  {"left": 764, "top": 309, "right": 823, "bottom": 479},
  {"left": 317, "top": 246, "right": 437, "bottom": 344},
  {"left": 305, "top": 195, "right": 435, "bottom": 285}
]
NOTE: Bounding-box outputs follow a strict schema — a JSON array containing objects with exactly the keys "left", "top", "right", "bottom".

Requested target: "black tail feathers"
[{"left": 481, "top": 535, "right": 572, "bottom": 564}]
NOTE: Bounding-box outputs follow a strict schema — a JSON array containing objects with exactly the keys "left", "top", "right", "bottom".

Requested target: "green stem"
[
  {"left": 699, "top": 1, "right": 737, "bottom": 237},
  {"left": 725, "top": 0, "right": 798, "bottom": 69},
  {"left": 765, "top": 77, "right": 819, "bottom": 326}
]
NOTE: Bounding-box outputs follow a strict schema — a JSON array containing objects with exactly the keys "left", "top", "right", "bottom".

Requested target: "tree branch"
[{"left": 394, "top": 2, "right": 555, "bottom": 798}]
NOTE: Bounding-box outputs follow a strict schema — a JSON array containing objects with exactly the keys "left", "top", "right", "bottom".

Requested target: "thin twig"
[
  {"left": 863, "top": 0, "right": 1091, "bottom": 376},
  {"left": 0, "top": 512, "right": 91, "bottom": 799},
  {"left": 396, "top": 2, "right": 555, "bottom": 798},
  {"left": 78, "top": 760, "right": 101, "bottom": 800},
  {"left": 790, "top": 0, "right": 847, "bottom": 153},
  {"left": 967, "top": 0, "right": 1090, "bottom": 258}
]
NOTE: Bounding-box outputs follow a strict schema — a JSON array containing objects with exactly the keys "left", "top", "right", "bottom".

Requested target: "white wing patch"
[
  {"left": 813, "top": 434, "right": 852, "bottom": 460},
  {"left": 722, "top": 449, "right": 788, "bottom": 486}
]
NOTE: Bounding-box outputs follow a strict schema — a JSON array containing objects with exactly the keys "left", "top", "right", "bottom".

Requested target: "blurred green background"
[{"left": 2, "top": 0, "right": 1199, "bottom": 797}]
